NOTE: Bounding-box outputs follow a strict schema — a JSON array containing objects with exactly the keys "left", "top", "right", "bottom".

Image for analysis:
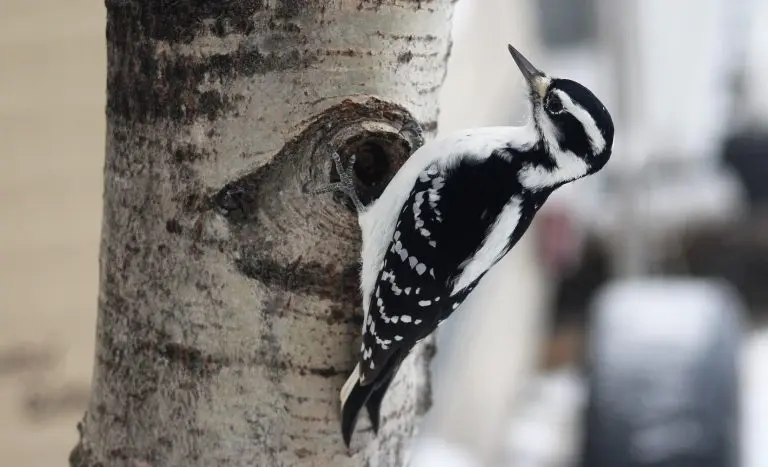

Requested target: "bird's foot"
[
  {"left": 399, "top": 119, "right": 425, "bottom": 149},
  {"left": 308, "top": 151, "right": 365, "bottom": 212}
]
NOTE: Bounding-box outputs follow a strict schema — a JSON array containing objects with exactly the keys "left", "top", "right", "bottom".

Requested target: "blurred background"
[
  {"left": 0, "top": 1, "right": 104, "bottom": 466},
  {"left": 1, "top": 0, "right": 767, "bottom": 466}
]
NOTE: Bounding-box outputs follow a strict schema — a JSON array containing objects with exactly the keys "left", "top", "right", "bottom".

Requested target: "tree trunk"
[{"left": 70, "top": 1, "right": 455, "bottom": 466}]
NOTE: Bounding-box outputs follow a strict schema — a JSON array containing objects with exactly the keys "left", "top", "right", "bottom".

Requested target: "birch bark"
[{"left": 70, "top": 1, "right": 455, "bottom": 465}]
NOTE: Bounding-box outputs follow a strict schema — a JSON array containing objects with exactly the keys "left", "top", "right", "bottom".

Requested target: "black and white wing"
[{"left": 359, "top": 153, "right": 532, "bottom": 385}]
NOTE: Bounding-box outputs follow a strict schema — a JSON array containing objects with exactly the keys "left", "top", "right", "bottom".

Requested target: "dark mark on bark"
[
  {"left": 375, "top": 32, "right": 439, "bottom": 42},
  {"left": 107, "top": 9, "right": 318, "bottom": 122},
  {"left": 418, "top": 83, "right": 443, "bottom": 95},
  {"left": 106, "top": 0, "right": 267, "bottom": 43},
  {"left": 295, "top": 448, "right": 313, "bottom": 459},
  {"left": 260, "top": 296, "right": 287, "bottom": 385},
  {"left": 236, "top": 256, "right": 361, "bottom": 304},
  {"left": 205, "top": 47, "right": 318, "bottom": 80},
  {"left": 158, "top": 342, "right": 208, "bottom": 371},
  {"left": 422, "top": 120, "right": 438, "bottom": 133},
  {"left": 171, "top": 144, "right": 205, "bottom": 165},
  {"left": 165, "top": 219, "right": 183, "bottom": 235},
  {"left": 303, "top": 366, "right": 345, "bottom": 378},
  {"left": 268, "top": 18, "right": 302, "bottom": 33},
  {"left": 184, "top": 192, "right": 211, "bottom": 214},
  {"left": 323, "top": 48, "right": 360, "bottom": 57},
  {"left": 214, "top": 174, "right": 261, "bottom": 222},
  {"left": 397, "top": 51, "right": 413, "bottom": 63},
  {"left": 198, "top": 90, "right": 232, "bottom": 121},
  {"left": 275, "top": 0, "right": 306, "bottom": 19}
]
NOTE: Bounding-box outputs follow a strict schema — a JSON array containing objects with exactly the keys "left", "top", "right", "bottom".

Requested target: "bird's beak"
[{"left": 507, "top": 44, "right": 549, "bottom": 99}]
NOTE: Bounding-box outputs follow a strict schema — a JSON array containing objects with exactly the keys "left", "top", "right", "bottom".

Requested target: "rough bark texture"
[{"left": 70, "top": 1, "right": 455, "bottom": 466}]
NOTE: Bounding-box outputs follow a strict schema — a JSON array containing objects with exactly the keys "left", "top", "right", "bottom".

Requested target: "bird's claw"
[
  {"left": 308, "top": 151, "right": 365, "bottom": 212},
  {"left": 399, "top": 119, "right": 425, "bottom": 149}
]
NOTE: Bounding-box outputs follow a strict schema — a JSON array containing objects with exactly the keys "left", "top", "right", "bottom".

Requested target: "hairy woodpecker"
[{"left": 314, "top": 44, "right": 614, "bottom": 447}]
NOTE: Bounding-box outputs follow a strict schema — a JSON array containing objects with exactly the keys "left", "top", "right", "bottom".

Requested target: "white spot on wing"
[
  {"left": 399, "top": 247, "right": 408, "bottom": 261},
  {"left": 415, "top": 263, "right": 427, "bottom": 275},
  {"left": 401, "top": 315, "right": 412, "bottom": 323},
  {"left": 419, "top": 300, "right": 431, "bottom": 307}
]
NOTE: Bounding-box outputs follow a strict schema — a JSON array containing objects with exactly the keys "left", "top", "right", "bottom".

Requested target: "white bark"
[{"left": 70, "top": 1, "right": 456, "bottom": 466}]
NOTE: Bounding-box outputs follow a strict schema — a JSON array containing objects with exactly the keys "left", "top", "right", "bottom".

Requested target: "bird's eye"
[{"left": 545, "top": 94, "right": 564, "bottom": 114}]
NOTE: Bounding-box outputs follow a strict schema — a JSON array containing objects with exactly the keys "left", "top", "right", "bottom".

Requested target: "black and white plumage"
[{"left": 318, "top": 45, "right": 615, "bottom": 447}]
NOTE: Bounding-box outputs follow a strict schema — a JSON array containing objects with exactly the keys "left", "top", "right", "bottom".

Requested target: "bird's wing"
[{"left": 359, "top": 154, "right": 529, "bottom": 385}]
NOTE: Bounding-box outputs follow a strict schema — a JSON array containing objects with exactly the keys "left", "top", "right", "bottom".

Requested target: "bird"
[{"left": 313, "top": 44, "right": 615, "bottom": 447}]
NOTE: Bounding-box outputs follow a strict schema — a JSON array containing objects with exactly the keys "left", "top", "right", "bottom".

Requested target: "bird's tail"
[
  {"left": 340, "top": 364, "right": 374, "bottom": 448},
  {"left": 340, "top": 356, "right": 402, "bottom": 447},
  {"left": 365, "top": 372, "right": 394, "bottom": 434}
]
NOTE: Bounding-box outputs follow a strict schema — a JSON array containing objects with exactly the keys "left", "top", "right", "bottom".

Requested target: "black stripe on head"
[
  {"left": 550, "top": 111, "right": 595, "bottom": 158},
  {"left": 550, "top": 78, "right": 614, "bottom": 154}
]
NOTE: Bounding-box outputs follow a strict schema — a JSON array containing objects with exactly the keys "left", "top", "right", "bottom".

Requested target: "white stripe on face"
[{"left": 553, "top": 89, "right": 606, "bottom": 154}]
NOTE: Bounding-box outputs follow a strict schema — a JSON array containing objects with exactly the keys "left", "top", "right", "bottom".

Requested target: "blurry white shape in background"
[
  {"left": 503, "top": 367, "right": 586, "bottom": 467},
  {"left": 573, "top": 155, "right": 747, "bottom": 264},
  {"left": 408, "top": 437, "right": 483, "bottom": 467},
  {"left": 742, "top": 328, "right": 768, "bottom": 467},
  {"left": 741, "top": 0, "right": 768, "bottom": 127},
  {"left": 631, "top": 0, "right": 730, "bottom": 162}
]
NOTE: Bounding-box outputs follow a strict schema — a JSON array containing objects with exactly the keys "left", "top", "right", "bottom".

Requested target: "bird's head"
[{"left": 508, "top": 44, "right": 614, "bottom": 188}]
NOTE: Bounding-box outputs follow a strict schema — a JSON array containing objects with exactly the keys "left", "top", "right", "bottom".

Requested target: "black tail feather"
[
  {"left": 341, "top": 377, "right": 375, "bottom": 448},
  {"left": 341, "top": 351, "right": 404, "bottom": 447},
  {"left": 366, "top": 373, "right": 394, "bottom": 434}
]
